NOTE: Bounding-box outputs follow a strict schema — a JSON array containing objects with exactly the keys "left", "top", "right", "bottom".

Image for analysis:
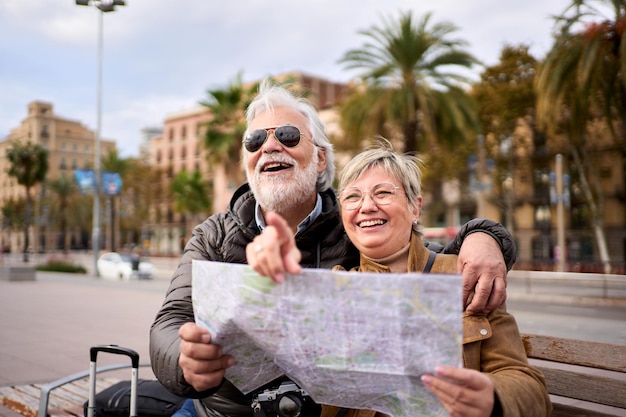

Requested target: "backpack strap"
[{"left": 423, "top": 250, "right": 437, "bottom": 273}]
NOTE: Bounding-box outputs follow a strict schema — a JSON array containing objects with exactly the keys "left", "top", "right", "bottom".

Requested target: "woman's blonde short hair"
[{"left": 338, "top": 138, "right": 423, "bottom": 210}]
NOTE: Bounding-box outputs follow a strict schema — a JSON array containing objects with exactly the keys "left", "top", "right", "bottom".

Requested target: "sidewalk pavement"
[{"left": 0, "top": 263, "right": 177, "bottom": 388}]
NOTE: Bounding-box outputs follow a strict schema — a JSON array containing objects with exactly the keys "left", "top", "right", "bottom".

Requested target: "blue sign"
[
  {"left": 73, "top": 170, "right": 123, "bottom": 195},
  {"left": 102, "top": 171, "right": 123, "bottom": 196},
  {"left": 74, "top": 169, "right": 96, "bottom": 195}
]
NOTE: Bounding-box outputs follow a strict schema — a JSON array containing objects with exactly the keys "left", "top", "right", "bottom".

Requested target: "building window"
[
  {"left": 534, "top": 205, "right": 551, "bottom": 230},
  {"left": 169, "top": 127, "right": 174, "bottom": 142},
  {"left": 182, "top": 125, "right": 187, "bottom": 139},
  {"left": 60, "top": 158, "right": 67, "bottom": 170}
]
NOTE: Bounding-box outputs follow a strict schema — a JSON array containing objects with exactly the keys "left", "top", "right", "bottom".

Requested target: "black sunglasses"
[{"left": 243, "top": 125, "right": 304, "bottom": 153}]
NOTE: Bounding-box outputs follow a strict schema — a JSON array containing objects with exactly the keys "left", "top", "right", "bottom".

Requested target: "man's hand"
[
  {"left": 458, "top": 232, "right": 507, "bottom": 314},
  {"left": 422, "top": 366, "right": 495, "bottom": 417},
  {"left": 178, "top": 322, "right": 234, "bottom": 392},
  {"left": 246, "top": 211, "right": 302, "bottom": 283}
]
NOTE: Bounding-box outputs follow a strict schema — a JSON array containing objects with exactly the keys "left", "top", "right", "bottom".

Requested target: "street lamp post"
[{"left": 75, "top": 0, "right": 125, "bottom": 276}]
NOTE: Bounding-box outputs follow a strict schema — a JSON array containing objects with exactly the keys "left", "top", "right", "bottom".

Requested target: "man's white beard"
[{"left": 247, "top": 152, "right": 319, "bottom": 213}]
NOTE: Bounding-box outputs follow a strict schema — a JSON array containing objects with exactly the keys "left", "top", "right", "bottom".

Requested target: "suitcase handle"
[
  {"left": 88, "top": 345, "right": 140, "bottom": 417},
  {"left": 90, "top": 344, "right": 140, "bottom": 368}
]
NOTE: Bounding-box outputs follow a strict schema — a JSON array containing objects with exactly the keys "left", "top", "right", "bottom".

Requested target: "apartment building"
[
  {"left": 146, "top": 106, "right": 214, "bottom": 254},
  {"left": 0, "top": 101, "right": 115, "bottom": 252}
]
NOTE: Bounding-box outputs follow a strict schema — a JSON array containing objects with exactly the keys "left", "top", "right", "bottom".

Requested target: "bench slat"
[
  {"left": 521, "top": 334, "right": 626, "bottom": 372},
  {"left": 551, "top": 399, "right": 626, "bottom": 417},
  {"left": 534, "top": 363, "right": 626, "bottom": 409}
]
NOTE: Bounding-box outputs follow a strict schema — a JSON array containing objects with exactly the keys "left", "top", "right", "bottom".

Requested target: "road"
[
  {"left": 506, "top": 273, "right": 626, "bottom": 345},
  {"left": 507, "top": 298, "right": 626, "bottom": 345}
]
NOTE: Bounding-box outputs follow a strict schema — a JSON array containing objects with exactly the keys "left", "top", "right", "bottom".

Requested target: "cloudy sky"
[{"left": 1, "top": 0, "right": 579, "bottom": 157}]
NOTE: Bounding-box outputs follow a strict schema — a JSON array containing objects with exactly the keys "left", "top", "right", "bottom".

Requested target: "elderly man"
[{"left": 150, "top": 81, "right": 515, "bottom": 417}]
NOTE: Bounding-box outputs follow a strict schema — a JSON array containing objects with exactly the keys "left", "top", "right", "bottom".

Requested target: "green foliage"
[
  {"left": 36, "top": 261, "right": 87, "bottom": 274},
  {"left": 6, "top": 141, "right": 49, "bottom": 260},
  {"left": 6, "top": 141, "right": 49, "bottom": 187},
  {"left": 472, "top": 44, "right": 539, "bottom": 137},
  {"left": 171, "top": 170, "right": 211, "bottom": 217},
  {"left": 101, "top": 148, "right": 132, "bottom": 175},
  {"left": 46, "top": 174, "right": 78, "bottom": 252},
  {"left": 338, "top": 10, "right": 480, "bottom": 154},
  {"left": 1, "top": 198, "right": 26, "bottom": 231},
  {"left": 537, "top": 0, "right": 626, "bottom": 143},
  {"left": 200, "top": 73, "right": 251, "bottom": 163}
]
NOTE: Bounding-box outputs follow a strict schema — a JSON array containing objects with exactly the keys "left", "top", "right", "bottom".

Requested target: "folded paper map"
[{"left": 192, "top": 260, "right": 462, "bottom": 417}]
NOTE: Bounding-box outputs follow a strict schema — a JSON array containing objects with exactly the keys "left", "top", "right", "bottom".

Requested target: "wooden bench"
[
  {"left": 0, "top": 362, "right": 151, "bottom": 417},
  {"left": 522, "top": 333, "right": 626, "bottom": 417},
  {"left": 2, "top": 336, "right": 625, "bottom": 416},
  {"left": 0, "top": 376, "right": 119, "bottom": 417}
]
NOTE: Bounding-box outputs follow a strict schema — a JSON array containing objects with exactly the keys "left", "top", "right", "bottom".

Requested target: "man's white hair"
[{"left": 242, "top": 79, "right": 335, "bottom": 191}]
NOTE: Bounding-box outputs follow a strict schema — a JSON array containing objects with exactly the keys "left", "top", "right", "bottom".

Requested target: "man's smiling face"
[{"left": 244, "top": 106, "right": 326, "bottom": 213}]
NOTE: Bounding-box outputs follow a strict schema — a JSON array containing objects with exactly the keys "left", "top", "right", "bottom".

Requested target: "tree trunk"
[
  {"left": 570, "top": 146, "right": 611, "bottom": 273},
  {"left": 403, "top": 119, "right": 419, "bottom": 153},
  {"left": 23, "top": 188, "right": 31, "bottom": 263}
]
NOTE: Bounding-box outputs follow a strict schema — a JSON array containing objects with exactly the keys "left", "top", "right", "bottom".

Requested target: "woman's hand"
[
  {"left": 421, "top": 365, "right": 495, "bottom": 417},
  {"left": 246, "top": 211, "right": 302, "bottom": 283}
]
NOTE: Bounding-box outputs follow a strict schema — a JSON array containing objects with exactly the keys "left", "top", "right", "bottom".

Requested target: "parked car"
[{"left": 96, "top": 252, "right": 155, "bottom": 280}]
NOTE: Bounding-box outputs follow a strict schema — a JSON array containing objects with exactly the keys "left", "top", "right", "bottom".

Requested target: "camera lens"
[{"left": 278, "top": 393, "right": 303, "bottom": 417}]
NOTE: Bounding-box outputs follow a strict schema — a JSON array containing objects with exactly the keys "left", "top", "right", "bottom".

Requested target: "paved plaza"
[{"left": 0, "top": 255, "right": 179, "bottom": 388}]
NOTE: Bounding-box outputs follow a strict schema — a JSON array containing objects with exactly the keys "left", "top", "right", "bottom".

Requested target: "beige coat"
[{"left": 321, "top": 231, "right": 551, "bottom": 417}]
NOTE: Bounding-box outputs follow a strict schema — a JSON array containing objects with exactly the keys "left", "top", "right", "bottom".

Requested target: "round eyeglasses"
[{"left": 339, "top": 183, "right": 401, "bottom": 211}]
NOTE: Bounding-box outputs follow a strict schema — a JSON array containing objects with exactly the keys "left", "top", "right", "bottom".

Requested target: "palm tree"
[
  {"left": 170, "top": 170, "right": 211, "bottom": 243},
  {"left": 1, "top": 198, "right": 26, "bottom": 252},
  {"left": 200, "top": 73, "right": 255, "bottom": 191},
  {"left": 6, "top": 141, "right": 49, "bottom": 262},
  {"left": 537, "top": 0, "right": 626, "bottom": 140},
  {"left": 339, "top": 10, "right": 480, "bottom": 154},
  {"left": 535, "top": 0, "right": 626, "bottom": 273},
  {"left": 47, "top": 174, "right": 77, "bottom": 252}
]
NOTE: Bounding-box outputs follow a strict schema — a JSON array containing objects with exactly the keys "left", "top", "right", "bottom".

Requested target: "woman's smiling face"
[{"left": 340, "top": 166, "right": 421, "bottom": 259}]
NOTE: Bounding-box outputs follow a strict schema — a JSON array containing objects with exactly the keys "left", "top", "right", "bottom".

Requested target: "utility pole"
[{"left": 550, "top": 154, "right": 570, "bottom": 272}]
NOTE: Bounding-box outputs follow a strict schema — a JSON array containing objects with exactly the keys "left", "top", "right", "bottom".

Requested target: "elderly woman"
[{"left": 247, "top": 142, "right": 551, "bottom": 417}]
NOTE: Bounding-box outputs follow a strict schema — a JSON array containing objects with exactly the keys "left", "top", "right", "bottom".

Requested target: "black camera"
[{"left": 251, "top": 381, "right": 321, "bottom": 417}]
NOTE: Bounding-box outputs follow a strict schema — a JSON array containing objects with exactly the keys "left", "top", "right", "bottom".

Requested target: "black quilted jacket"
[{"left": 149, "top": 183, "right": 515, "bottom": 416}]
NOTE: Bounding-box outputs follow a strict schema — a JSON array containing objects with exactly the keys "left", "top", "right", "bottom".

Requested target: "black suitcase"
[{"left": 84, "top": 345, "right": 186, "bottom": 417}]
